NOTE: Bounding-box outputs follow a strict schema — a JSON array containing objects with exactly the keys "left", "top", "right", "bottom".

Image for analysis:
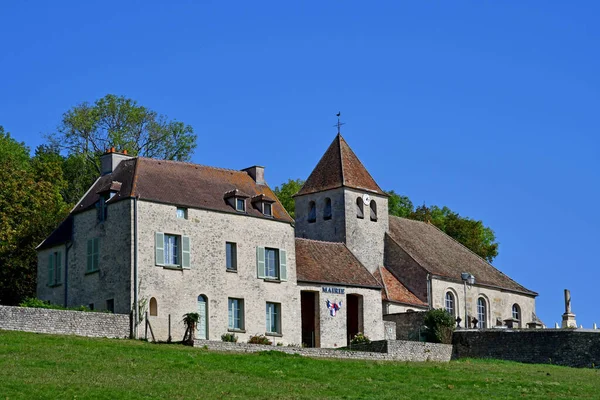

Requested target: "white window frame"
[
  {"left": 155, "top": 232, "right": 190, "bottom": 269},
  {"left": 266, "top": 302, "right": 281, "bottom": 335},
  {"left": 236, "top": 198, "right": 246, "bottom": 212},
  {"left": 477, "top": 297, "right": 487, "bottom": 329},
  {"left": 263, "top": 202, "right": 272, "bottom": 217},
  {"left": 265, "top": 248, "right": 279, "bottom": 279},
  {"left": 226, "top": 242, "right": 237, "bottom": 271},
  {"left": 445, "top": 291, "right": 455, "bottom": 317},
  {"left": 228, "top": 298, "right": 244, "bottom": 331}
]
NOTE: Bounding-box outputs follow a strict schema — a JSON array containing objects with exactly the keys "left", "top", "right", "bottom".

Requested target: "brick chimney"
[
  {"left": 242, "top": 166, "right": 265, "bottom": 185},
  {"left": 100, "top": 148, "right": 133, "bottom": 175}
]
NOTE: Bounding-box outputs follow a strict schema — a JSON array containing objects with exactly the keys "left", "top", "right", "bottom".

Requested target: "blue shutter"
[
  {"left": 256, "top": 247, "right": 265, "bottom": 278},
  {"left": 48, "top": 254, "right": 54, "bottom": 285},
  {"left": 92, "top": 238, "right": 99, "bottom": 271},
  {"left": 86, "top": 239, "right": 93, "bottom": 272},
  {"left": 279, "top": 249, "right": 287, "bottom": 281},
  {"left": 181, "top": 236, "right": 190, "bottom": 269},
  {"left": 155, "top": 232, "right": 165, "bottom": 266},
  {"left": 56, "top": 252, "right": 62, "bottom": 283}
]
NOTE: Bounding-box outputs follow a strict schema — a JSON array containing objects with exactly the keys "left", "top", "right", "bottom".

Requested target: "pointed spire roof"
[{"left": 296, "top": 134, "right": 386, "bottom": 197}]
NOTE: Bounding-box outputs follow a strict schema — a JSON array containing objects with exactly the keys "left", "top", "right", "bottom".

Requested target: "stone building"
[{"left": 37, "top": 133, "right": 538, "bottom": 347}]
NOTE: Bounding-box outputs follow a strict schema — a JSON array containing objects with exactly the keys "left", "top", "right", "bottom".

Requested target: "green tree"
[
  {"left": 273, "top": 179, "right": 305, "bottom": 219},
  {"left": 48, "top": 94, "right": 197, "bottom": 202},
  {"left": 0, "top": 128, "right": 69, "bottom": 305},
  {"left": 387, "top": 190, "right": 414, "bottom": 218}
]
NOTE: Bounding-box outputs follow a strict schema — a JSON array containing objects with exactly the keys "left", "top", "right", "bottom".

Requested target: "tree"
[
  {"left": 387, "top": 190, "right": 414, "bottom": 218},
  {"left": 48, "top": 94, "right": 197, "bottom": 202},
  {"left": 273, "top": 179, "right": 305, "bottom": 219},
  {"left": 0, "top": 128, "right": 69, "bottom": 305}
]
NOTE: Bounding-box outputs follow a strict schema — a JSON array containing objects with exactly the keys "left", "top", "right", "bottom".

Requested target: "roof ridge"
[
  {"left": 137, "top": 156, "right": 249, "bottom": 174},
  {"left": 423, "top": 220, "right": 535, "bottom": 294},
  {"left": 378, "top": 266, "right": 391, "bottom": 300},
  {"left": 338, "top": 134, "right": 386, "bottom": 195},
  {"left": 338, "top": 134, "right": 346, "bottom": 187},
  {"left": 295, "top": 237, "right": 345, "bottom": 245}
]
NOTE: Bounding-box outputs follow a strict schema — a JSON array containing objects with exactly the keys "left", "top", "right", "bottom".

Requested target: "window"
[
  {"left": 512, "top": 304, "right": 520, "bottom": 321},
  {"left": 47, "top": 251, "right": 62, "bottom": 286},
  {"left": 263, "top": 202, "right": 272, "bottom": 216},
  {"left": 445, "top": 292, "right": 455, "bottom": 317},
  {"left": 176, "top": 207, "right": 187, "bottom": 219},
  {"left": 256, "top": 247, "right": 287, "bottom": 281},
  {"left": 266, "top": 302, "right": 281, "bottom": 334},
  {"left": 477, "top": 298, "right": 487, "bottom": 328},
  {"left": 236, "top": 198, "right": 246, "bottom": 212},
  {"left": 356, "top": 197, "right": 364, "bottom": 219},
  {"left": 370, "top": 200, "right": 377, "bottom": 221},
  {"left": 323, "top": 198, "right": 332, "bottom": 220},
  {"left": 308, "top": 201, "right": 316, "bottom": 223},
  {"left": 149, "top": 297, "right": 158, "bottom": 316},
  {"left": 228, "top": 298, "right": 244, "bottom": 330},
  {"left": 155, "top": 232, "right": 190, "bottom": 268},
  {"left": 226, "top": 242, "right": 237, "bottom": 270},
  {"left": 86, "top": 238, "right": 100, "bottom": 272},
  {"left": 106, "top": 299, "right": 114, "bottom": 313},
  {"left": 97, "top": 196, "right": 108, "bottom": 222}
]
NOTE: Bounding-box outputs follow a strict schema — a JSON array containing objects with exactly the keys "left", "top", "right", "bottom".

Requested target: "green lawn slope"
[{"left": 0, "top": 330, "right": 598, "bottom": 399}]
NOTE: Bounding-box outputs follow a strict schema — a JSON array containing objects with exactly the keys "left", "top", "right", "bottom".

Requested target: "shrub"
[
  {"left": 19, "top": 298, "right": 92, "bottom": 312},
  {"left": 221, "top": 333, "right": 238, "bottom": 343},
  {"left": 350, "top": 332, "right": 371, "bottom": 345},
  {"left": 248, "top": 334, "right": 272, "bottom": 345},
  {"left": 423, "top": 308, "right": 455, "bottom": 344}
]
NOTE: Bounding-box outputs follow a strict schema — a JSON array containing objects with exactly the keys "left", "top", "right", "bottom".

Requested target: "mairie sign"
[{"left": 322, "top": 287, "right": 345, "bottom": 294}]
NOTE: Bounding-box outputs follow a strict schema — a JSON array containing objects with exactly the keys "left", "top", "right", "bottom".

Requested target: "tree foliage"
[
  {"left": 0, "top": 127, "right": 69, "bottom": 305},
  {"left": 423, "top": 308, "right": 456, "bottom": 344},
  {"left": 273, "top": 179, "right": 305, "bottom": 219}
]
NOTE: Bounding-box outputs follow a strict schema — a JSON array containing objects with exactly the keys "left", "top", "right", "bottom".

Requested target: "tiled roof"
[
  {"left": 387, "top": 216, "right": 537, "bottom": 296},
  {"left": 37, "top": 215, "right": 73, "bottom": 250},
  {"left": 374, "top": 267, "right": 427, "bottom": 307},
  {"left": 73, "top": 157, "right": 294, "bottom": 224},
  {"left": 295, "top": 238, "right": 382, "bottom": 288},
  {"left": 295, "top": 134, "right": 386, "bottom": 197}
]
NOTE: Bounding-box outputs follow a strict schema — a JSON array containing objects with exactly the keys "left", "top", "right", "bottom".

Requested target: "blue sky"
[{"left": 1, "top": 1, "right": 598, "bottom": 327}]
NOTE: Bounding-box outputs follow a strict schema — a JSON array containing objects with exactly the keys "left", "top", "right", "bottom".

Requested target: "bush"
[
  {"left": 19, "top": 297, "right": 92, "bottom": 312},
  {"left": 423, "top": 308, "right": 455, "bottom": 344},
  {"left": 221, "top": 333, "right": 238, "bottom": 343},
  {"left": 248, "top": 334, "right": 272, "bottom": 345},
  {"left": 350, "top": 332, "right": 371, "bottom": 345}
]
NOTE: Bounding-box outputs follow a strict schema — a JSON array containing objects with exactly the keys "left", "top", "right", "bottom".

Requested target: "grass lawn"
[{"left": 0, "top": 330, "right": 598, "bottom": 399}]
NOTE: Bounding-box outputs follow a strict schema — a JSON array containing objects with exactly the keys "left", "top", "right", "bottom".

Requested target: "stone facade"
[
  {"left": 294, "top": 187, "right": 346, "bottom": 243},
  {"left": 431, "top": 278, "right": 536, "bottom": 328},
  {"left": 453, "top": 329, "right": 600, "bottom": 368},
  {"left": 137, "top": 200, "right": 301, "bottom": 344},
  {"left": 383, "top": 312, "right": 427, "bottom": 341},
  {"left": 0, "top": 305, "right": 130, "bottom": 338},
  {"left": 194, "top": 339, "right": 452, "bottom": 362},
  {"left": 37, "top": 199, "right": 133, "bottom": 314},
  {"left": 297, "top": 282, "right": 384, "bottom": 348}
]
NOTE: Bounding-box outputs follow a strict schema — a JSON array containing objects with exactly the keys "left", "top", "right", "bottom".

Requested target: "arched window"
[
  {"left": 308, "top": 201, "right": 316, "bottom": 223},
  {"left": 512, "top": 304, "right": 521, "bottom": 322},
  {"left": 323, "top": 198, "right": 332, "bottom": 220},
  {"left": 370, "top": 200, "right": 377, "bottom": 221},
  {"left": 477, "top": 298, "right": 487, "bottom": 329},
  {"left": 445, "top": 292, "right": 455, "bottom": 317},
  {"left": 149, "top": 297, "right": 158, "bottom": 316},
  {"left": 356, "top": 197, "right": 364, "bottom": 219}
]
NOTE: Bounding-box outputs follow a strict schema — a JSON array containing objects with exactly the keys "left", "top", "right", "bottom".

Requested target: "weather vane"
[{"left": 333, "top": 112, "right": 345, "bottom": 134}]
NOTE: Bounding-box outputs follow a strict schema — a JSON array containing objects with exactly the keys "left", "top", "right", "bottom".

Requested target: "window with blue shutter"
[
  {"left": 86, "top": 238, "right": 99, "bottom": 272},
  {"left": 181, "top": 236, "right": 190, "bottom": 269},
  {"left": 256, "top": 247, "right": 265, "bottom": 278},
  {"left": 155, "top": 232, "right": 165, "bottom": 266},
  {"left": 279, "top": 249, "right": 287, "bottom": 281},
  {"left": 47, "top": 253, "right": 54, "bottom": 286}
]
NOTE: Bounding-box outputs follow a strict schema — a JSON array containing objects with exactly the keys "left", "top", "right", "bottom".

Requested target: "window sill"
[
  {"left": 228, "top": 328, "right": 246, "bottom": 333},
  {"left": 263, "top": 278, "right": 281, "bottom": 283},
  {"left": 226, "top": 269, "right": 238, "bottom": 273},
  {"left": 85, "top": 270, "right": 100, "bottom": 276},
  {"left": 161, "top": 265, "right": 188, "bottom": 270},
  {"left": 265, "top": 332, "right": 282, "bottom": 337},
  {"left": 47, "top": 283, "right": 62, "bottom": 288}
]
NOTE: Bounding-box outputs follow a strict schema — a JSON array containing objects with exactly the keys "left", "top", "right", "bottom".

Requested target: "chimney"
[
  {"left": 242, "top": 165, "right": 265, "bottom": 185},
  {"left": 100, "top": 148, "right": 133, "bottom": 175}
]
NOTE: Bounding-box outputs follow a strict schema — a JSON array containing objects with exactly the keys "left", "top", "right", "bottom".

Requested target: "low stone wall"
[
  {"left": 453, "top": 329, "right": 600, "bottom": 368},
  {"left": 383, "top": 311, "right": 426, "bottom": 341},
  {"left": 194, "top": 339, "right": 452, "bottom": 362},
  {"left": 0, "top": 305, "right": 130, "bottom": 338}
]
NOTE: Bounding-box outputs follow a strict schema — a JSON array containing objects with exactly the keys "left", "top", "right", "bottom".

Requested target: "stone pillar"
[{"left": 561, "top": 289, "right": 577, "bottom": 328}]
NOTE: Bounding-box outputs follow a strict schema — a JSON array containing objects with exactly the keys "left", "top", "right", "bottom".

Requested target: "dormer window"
[
  {"left": 176, "top": 207, "right": 188, "bottom": 219},
  {"left": 236, "top": 198, "right": 246, "bottom": 212},
  {"left": 251, "top": 193, "right": 276, "bottom": 217},
  {"left": 263, "top": 203, "right": 272, "bottom": 216}
]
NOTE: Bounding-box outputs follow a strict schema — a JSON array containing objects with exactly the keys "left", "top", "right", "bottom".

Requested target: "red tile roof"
[
  {"left": 295, "top": 238, "right": 382, "bottom": 288},
  {"left": 387, "top": 216, "right": 537, "bottom": 296},
  {"left": 295, "top": 134, "right": 386, "bottom": 197},
  {"left": 73, "top": 157, "right": 293, "bottom": 223},
  {"left": 374, "top": 267, "right": 427, "bottom": 307}
]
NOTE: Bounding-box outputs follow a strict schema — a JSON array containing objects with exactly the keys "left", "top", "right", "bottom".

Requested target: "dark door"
[
  {"left": 301, "top": 291, "right": 317, "bottom": 347},
  {"left": 346, "top": 294, "right": 360, "bottom": 345}
]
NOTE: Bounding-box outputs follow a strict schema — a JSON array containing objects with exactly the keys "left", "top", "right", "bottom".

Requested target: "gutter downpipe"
[
  {"left": 426, "top": 273, "right": 432, "bottom": 310},
  {"left": 133, "top": 196, "right": 139, "bottom": 338},
  {"left": 64, "top": 241, "right": 73, "bottom": 308}
]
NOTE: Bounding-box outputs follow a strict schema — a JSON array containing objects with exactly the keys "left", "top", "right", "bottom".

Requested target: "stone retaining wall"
[
  {"left": 0, "top": 305, "right": 130, "bottom": 338},
  {"left": 383, "top": 311, "right": 426, "bottom": 340},
  {"left": 453, "top": 329, "right": 600, "bottom": 368},
  {"left": 194, "top": 339, "right": 452, "bottom": 362}
]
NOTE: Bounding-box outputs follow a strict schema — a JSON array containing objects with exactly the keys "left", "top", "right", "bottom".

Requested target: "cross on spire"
[{"left": 334, "top": 112, "right": 345, "bottom": 134}]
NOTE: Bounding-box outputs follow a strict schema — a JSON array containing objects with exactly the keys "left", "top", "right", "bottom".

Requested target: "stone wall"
[
  {"left": 384, "top": 320, "right": 396, "bottom": 340},
  {"left": 384, "top": 311, "right": 427, "bottom": 341},
  {"left": 194, "top": 339, "right": 452, "bottom": 362},
  {"left": 453, "top": 329, "right": 600, "bottom": 368},
  {"left": 294, "top": 187, "right": 347, "bottom": 244},
  {"left": 0, "top": 305, "right": 130, "bottom": 338}
]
